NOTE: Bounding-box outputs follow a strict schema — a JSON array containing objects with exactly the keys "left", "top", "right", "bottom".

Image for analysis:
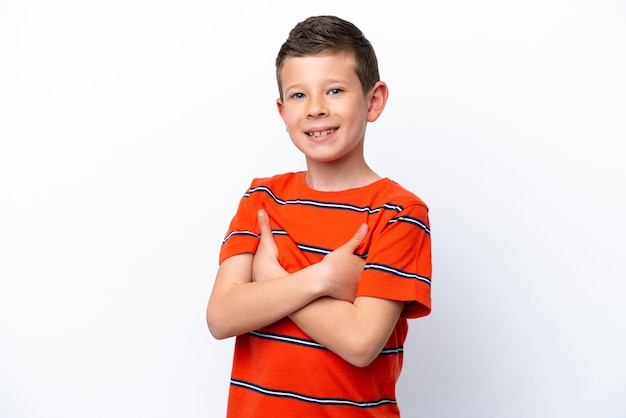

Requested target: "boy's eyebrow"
[
  {"left": 283, "top": 82, "right": 304, "bottom": 91},
  {"left": 284, "top": 79, "right": 350, "bottom": 91}
]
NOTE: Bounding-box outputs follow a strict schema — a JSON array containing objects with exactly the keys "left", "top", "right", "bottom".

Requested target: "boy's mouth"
[{"left": 306, "top": 128, "right": 336, "bottom": 137}]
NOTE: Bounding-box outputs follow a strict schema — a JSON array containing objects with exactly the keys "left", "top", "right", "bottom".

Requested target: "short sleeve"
[
  {"left": 357, "top": 203, "right": 432, "bottom": 318},
  {"left": 219, "top": 182, "right": 261, "bottom": 264}
]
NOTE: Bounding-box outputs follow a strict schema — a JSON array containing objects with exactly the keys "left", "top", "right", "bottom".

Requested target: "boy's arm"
[
  {"left": 290, "top": 296, "right": 404, "bottom": 367},
  {"left": 206, "top": 253, "right": 319, "bottom": 339},
  {"left": 254, "top": 210, "right": 405, "bottom": 368},
  {"left": 206, "top": 211, "right": 367, "bottom": 340}
]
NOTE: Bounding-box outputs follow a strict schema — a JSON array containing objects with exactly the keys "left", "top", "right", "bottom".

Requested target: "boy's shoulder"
[
  {"left": 379, "top": 178, "right": 429, "bottom": 211},
  {"left": 247, "top": 171, "right": 303, "bottom": 190}
]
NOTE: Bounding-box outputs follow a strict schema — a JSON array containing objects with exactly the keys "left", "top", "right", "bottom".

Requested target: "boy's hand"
[
  {"left": 318, "top": 223, "right": 368, "bottom": 303},
  {"left": 252, "top": 208, "right": 368, "bottom": 303},
  {"left": 252, "top": 209, "right": 288, "bottom": 282}
]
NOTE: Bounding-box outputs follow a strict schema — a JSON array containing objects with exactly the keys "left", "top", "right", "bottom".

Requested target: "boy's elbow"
[
  {"left": 343, "top": 337, "right": 382, "bottom": 368},
  {"left": 206, "top": 308, "right": 231, "bottom": 340},
  {"left": 207, "top": 323, "right": 228, "bottom": 340},
  {"left": 346, "top": 355, "right": 375, "bottom": 368}
]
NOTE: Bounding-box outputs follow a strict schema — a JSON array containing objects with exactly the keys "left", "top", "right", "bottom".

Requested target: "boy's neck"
[{"left": 304, "top": 160, "right": 381, "bottom": 192}]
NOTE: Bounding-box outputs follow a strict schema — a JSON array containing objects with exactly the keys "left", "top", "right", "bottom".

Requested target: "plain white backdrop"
[{"left": 1, "top": 1, "right": 625, "bottom": 417}]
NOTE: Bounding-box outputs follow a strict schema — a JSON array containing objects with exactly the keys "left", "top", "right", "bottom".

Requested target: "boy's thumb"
[
  {"left": 257, "top": 209, "right": 272, "bottom": 235},
  {"left": 347, "top": 223, "right": 368, "bottom": 251}
]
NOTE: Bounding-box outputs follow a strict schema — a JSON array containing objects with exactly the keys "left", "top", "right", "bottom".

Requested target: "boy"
[{"left": 206, "top": 15, "right": 432, "bottom": 417}]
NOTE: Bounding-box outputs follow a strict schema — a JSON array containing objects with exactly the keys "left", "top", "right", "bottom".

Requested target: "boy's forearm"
[
  {"left": 288, "top": 296, "right": 404, "bottom": 367},
  {"left": 208, "top": 280, "right": 313, "bottom": 339},
  {"left": 207, "top": 256, "right": 326, "bottom": 339}
]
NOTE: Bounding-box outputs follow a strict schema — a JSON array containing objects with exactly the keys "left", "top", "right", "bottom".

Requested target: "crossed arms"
[{"left": 206, "top": 209, "right": 404, "bottom": 367}]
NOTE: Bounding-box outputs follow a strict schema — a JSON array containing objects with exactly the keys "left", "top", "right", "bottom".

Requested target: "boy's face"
[{"left": 276, "top": 52, "right": 384, "bottom": 166}]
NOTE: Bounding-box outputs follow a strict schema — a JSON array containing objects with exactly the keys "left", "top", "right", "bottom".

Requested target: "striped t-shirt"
[{"left": 219, "top": 171, "right": 432, "bottom": 417}]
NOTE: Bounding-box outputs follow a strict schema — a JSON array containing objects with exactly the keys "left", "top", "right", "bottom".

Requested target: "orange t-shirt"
[{"left": 219, "top": 172, "right": 432, "bottom": 417}]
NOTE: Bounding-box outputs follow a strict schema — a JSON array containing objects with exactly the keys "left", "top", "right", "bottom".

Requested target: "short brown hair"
[{"left": 275, "top": 15, "right": 380, "bottom": 100}]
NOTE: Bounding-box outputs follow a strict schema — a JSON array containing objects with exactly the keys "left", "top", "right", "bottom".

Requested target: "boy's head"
[{"left": 275, "top": 15, "right": 380, "bottom": 101}]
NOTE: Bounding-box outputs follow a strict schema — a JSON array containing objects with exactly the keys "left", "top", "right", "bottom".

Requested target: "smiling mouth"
[{"left": 306, "top": 128, "right": 336, "bottom": 137}]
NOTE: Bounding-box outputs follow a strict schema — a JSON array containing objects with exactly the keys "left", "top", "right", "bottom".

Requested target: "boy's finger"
[
  {"left": 341, "top": 223, "right": 368, "bottom": 252},
  {"left": 258, "top": 209, "right": 272, "bottom": 236},
  {"left": 353, "top": 223, "right": 368, "bottom": 242}
]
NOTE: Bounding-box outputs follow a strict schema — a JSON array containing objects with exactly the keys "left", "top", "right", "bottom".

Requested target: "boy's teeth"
[{"left": 308, "top": 129, "right": 334, "bottom": 137}]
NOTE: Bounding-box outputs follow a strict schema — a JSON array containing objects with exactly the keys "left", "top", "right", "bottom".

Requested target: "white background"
[{"left": 1, "top": 1, "right": 625, "bottom": 417}]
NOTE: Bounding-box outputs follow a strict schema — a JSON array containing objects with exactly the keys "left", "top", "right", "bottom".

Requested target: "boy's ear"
[
  {"left": 366, "top": 81, "right": 389, "bottom": 123},
  {"left": 276, "top": 98, "right": 285, "bottom": 121},
  {"left": 276, "top": 98, "right": 289, "bottom": 131}
]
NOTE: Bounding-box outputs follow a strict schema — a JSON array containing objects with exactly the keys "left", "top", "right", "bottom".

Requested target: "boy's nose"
[{"left": 307, "top": 95, "right": 328, "bottom": 117}]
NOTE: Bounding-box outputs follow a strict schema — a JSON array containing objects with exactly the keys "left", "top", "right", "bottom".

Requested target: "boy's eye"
[
  {"left": 328, "top": 88, "right": 343, "bottom": 95},
  {"left": 291, "top": 92, "right": 305, "bottom": 99}
]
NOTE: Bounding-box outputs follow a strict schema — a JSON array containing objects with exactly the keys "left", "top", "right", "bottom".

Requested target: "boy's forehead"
[{"left": 280, "top": 51, "right": 357, "bottom": 75}]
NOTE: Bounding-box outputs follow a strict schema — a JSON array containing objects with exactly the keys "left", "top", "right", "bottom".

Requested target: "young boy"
[{"left": 206, "top": 15, "right": 432, "bottom": 417}]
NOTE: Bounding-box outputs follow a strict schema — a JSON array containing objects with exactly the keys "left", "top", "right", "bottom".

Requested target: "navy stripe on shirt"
[
  {"left": 246, "top": 186, "right": 404, "bottom": 214},
  {"left": 364, "top": 263, "right": 431, "bottom": 286},
  {"left": 248, "top": 330, "right": 404, "bottom": 356},
  {"left": 230, "top": 378, "right": 398, "bottom": 408}
]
